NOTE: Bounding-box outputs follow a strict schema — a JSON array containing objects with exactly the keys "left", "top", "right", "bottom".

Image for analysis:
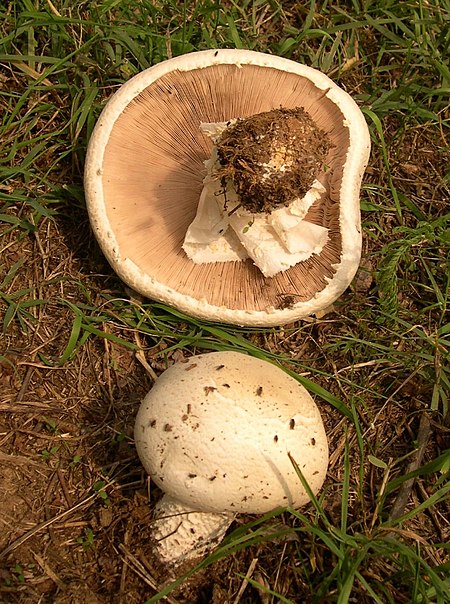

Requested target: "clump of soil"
[{"left": 216, "top": 107, "right": 333, "bottom": 213}]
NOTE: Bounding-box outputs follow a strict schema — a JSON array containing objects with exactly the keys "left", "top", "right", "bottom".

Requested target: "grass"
[{"left": 1, "top": 0, "right": 449, "bottom": 602}]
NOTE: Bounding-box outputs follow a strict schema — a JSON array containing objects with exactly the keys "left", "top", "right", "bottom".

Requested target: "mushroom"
[
  {"left": 85, "top": 49, "right": 371, "bottom": 326},
  {"left": 134, "top": 351, "right": 328, "bottom": 568}
]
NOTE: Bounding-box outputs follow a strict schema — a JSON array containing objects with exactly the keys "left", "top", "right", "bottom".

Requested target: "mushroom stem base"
[{"left": 152, "top": 494, "right": 234, "bottom": 568}]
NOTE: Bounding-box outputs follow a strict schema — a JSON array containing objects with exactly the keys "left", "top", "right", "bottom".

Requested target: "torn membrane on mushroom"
[{"left": 183, "top": 108, "right": 331, "bottom": 277}]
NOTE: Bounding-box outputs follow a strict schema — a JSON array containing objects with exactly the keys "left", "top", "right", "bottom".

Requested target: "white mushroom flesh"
[{"left": 182, "top": 122, "right": 328, "bottom": 277}]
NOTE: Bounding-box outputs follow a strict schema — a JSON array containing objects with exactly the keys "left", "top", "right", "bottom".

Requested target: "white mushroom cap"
[
  {"left": 135, "top": 351, "right": 328, "bottom": 513},
  {"left": 134, "top": 351, "right": 328, "bottom": 566}
]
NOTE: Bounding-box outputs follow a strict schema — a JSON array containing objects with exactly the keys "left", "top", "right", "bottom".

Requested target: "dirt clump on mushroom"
[{"left": 216, "top": 107, "right": 333, "bottom": 213}]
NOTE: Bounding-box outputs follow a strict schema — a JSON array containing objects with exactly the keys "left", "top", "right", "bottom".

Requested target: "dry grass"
[{"left": 1, "top": 1, "right": 449, "bottom": 602}]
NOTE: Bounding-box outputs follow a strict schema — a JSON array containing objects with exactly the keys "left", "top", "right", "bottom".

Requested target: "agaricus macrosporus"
[
  {"left": 134, "top": 351, "right": 329, "bottom": 568},
  {"left": 85, "top": 49, "right": 371, "bottom": 326}
]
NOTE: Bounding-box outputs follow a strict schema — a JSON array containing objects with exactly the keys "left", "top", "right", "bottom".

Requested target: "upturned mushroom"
[
  {"left": 134, "top": 351, "right": 329, "bottom": 568},
  {"left": 84, "top": 49, "right": 371, "bottom": 326}
]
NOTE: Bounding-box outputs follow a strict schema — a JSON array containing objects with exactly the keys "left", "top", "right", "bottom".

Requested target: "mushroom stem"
[
  {"left": 183, "top": 116, "right": 330, "bottom": 277},
  {"left": 152, "top": 494, "right": 235, "bottom": 567}
]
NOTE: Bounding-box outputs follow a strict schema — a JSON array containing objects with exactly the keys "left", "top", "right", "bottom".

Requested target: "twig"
[
  {"left": 233, "top": 557, "right": 259, "bottom": 604},
  {"left": 0, "top": 451, "right": 42, "bottom": 466},
  {"left": 135, "top": 349, "right": 158, "bottom": 382},
  {"left": 118, "top": 543, "right": 179, "bottom": 604},
  {"left": 46, "top": 0, "right": 61, "bottom": 17},
  {"left": 33, "top": 551, "right": 66, "bottom": 590},
  {"left": 388, "top": 413, "right": 432, "bottom": 522},
  {"left": 119, "top": 526, "right": 131, "bottom": 601},
  {"left": 15, "top": 366, "right": 34, "bottom": 402},
  {"left": 57, "top": 467, "right": 74, "bottom": 508}
]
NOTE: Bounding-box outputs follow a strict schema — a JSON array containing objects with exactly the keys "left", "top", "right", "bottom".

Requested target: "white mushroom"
[
  {"left": 84, "top": 49, "right": 371, "bottom": 326},
  {"left": 134, "top": 351, "right": 329, "bottom": 568}
]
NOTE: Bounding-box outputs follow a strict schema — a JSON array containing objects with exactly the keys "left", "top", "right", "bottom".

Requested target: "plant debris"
[{"left": 216, "top": 107, "right": 333, "bottom": 213}]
